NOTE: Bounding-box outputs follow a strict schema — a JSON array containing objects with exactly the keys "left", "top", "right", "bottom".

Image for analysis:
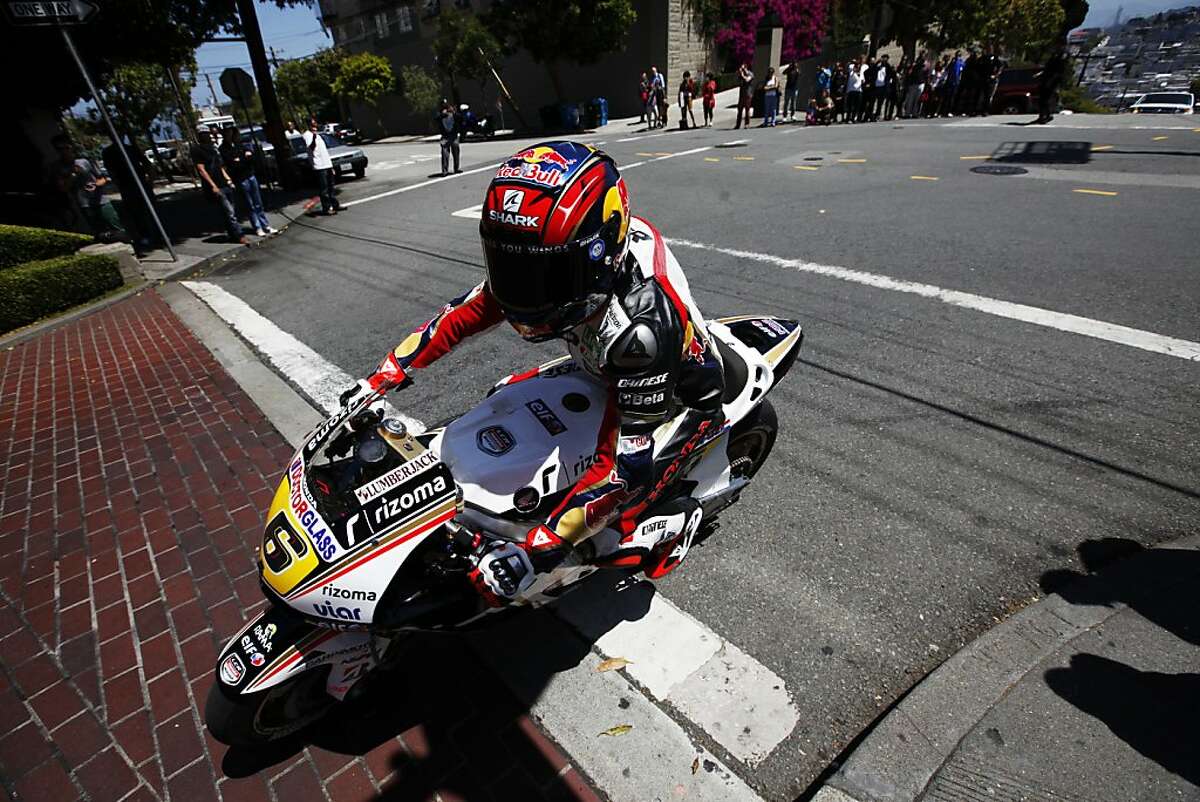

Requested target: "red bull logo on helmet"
[{"left": 496, "top": 145, "right": 579, "bottom": 188}]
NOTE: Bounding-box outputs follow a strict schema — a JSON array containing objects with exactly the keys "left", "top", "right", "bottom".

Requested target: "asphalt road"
[{"left": 192, "top": 115, "right": 1200, "bottom": 800}]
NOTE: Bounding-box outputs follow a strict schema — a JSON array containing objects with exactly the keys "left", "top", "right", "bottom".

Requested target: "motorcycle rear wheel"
[
  {"left": 205, "top": 668, "right": 335, "bottom": 747},
  {"left": 727, "top": 399, "right": 778, "bottom": 480}
]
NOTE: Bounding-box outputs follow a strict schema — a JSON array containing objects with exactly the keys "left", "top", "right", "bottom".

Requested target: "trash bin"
[
  {"left": 592, "top": 97, "right": 609, "bottom": 127},
  {"left": 559, "top": 102, "right": 581, "bottom": 130}
]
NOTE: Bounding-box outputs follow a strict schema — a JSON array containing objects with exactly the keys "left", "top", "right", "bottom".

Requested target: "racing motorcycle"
[{"left": 204, "top": 315, "right": 802, "bottom": 746}]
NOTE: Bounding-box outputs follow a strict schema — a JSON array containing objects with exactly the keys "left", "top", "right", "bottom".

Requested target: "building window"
[
  {"left": 396, "top": 6, "right": 414, "bottom": 33},
  {"left": 375, "top": 11, "right": 389, "bottom": 37}
]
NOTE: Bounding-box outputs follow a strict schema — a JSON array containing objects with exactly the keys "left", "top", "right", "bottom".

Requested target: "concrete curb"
[{"left": 813, "top": 532, "right": 1200, "bottom": 802}]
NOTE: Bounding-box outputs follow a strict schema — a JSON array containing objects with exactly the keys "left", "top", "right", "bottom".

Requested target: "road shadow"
[
  {"left": 1044, "top": 654, "right": 1200, "bottom": 785},
  {"left": 1040, "top": 538, "right": 1199, "bottom": 646},
  {"left": 991, "top": 140, "right": 1092, "bottom": 164},
  {"left": 1040, "top": 538, "right": 1200, "bottom": 786},
  {"left": 218, "top": 569, "right": 657, "bottom": 799}
]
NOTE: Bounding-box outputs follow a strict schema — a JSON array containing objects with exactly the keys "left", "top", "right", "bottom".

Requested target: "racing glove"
[
  {"left": 339, "top": 352, "right": 411, "bottom": 409},
  {"left": 467, "top": 526, "right": 570, "bottom": 606}
]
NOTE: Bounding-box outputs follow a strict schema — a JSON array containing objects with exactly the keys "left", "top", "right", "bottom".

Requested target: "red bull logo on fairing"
[{"left": 495, "top": 146, "right": 577, "bottom": 188}]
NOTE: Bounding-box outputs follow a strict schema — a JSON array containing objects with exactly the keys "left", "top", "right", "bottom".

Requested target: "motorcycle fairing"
[
  {"left": 261, "top": 410, "right": 459, "bottom": 626},
  {"left": 214, "top": 603, "right": 386, "bottom": 698}
]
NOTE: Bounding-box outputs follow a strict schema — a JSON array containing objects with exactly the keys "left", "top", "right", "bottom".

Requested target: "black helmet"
[{"left": 480, "top": 141, "right": 630, "bottom": 342}]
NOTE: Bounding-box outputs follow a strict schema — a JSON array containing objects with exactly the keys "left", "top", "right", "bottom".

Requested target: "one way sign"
[{"left": 6, "top": 0, "right": 99, "bottom": 25}]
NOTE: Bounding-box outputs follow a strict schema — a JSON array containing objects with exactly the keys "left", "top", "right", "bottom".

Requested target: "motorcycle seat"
[{"left": 714, "top": 335, "right": 748, "bottom": 405}]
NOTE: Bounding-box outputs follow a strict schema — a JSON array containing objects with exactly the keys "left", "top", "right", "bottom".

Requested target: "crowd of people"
[
  {"left": 808, "top": 48, "right": 1008, "bottom": 125},
  {"left": 647, "top": 47, "right": 1032, "bottom": 131},
  {"left": 640, "top": 66, "right": 719, "bottom": 129}
]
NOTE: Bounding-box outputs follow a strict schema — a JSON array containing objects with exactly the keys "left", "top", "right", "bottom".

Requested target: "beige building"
[{"left": 317, "top": 0, "right": 717, "bottom": 135}]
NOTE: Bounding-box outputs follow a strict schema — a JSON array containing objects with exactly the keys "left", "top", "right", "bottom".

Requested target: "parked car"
[
  {"left": 990, "top": 67, "right": 1040, "bottom": 115},
  {"left": 285, "top": 133, "right": 368, "bottom": 183},
  {"left": 1128, "top": 92, "right": 1195, "bottom": 114}
]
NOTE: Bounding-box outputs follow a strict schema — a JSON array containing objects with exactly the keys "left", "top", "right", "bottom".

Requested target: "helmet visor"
[{"left": 482, "top": 235, "right": 611, "bottom": 338}]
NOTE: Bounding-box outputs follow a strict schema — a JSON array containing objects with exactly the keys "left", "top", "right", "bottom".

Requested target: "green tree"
[
  {"left": 333, "top": 52, "right": 396, "bottom": 132},
  {"left": 275, "top": 48, "right": 345, "bottom": 122},
  {"left": 487, "top": 0, "right": 637, "bottom": 101},
  {"left": 1190, "top": 76, "right": 1200, "bottom": 97},
  {"left": 432, "top": 8, "right": 504, "bottom": 103},
  {"left": 107, "top": 62, "right": 196, "bottom": 177},
  {"left": 400, "top": 64, "right": 442, "bottom": 122}
]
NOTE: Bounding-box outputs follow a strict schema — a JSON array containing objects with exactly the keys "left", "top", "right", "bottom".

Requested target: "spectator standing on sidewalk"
[
  {"left": 638, "top": 72, "right": 650, "bottom": 124},
  {"left": 303, "top": 118, "right": 342, "bottom": 215},
  {"left": 701, "top": 72, "right": 717, "bottom": 127},
  {"left": 735, "top": 63, "right": 754, "bottom": 129},
  {"left": 190, "top": 128, "right": 246, "bottom": 244},
  {"left": 902, "top": 53, "right": 928, "bottom": 118},
  {"left": 220, "top": 127, "right": 275, "bottom": 237},
  {"left": 100, "top": 137, "right": 156, "bottom": 253},
  {"left": 782, "top": 60, "right": 801, "bottom": 121},
  {"left": 1034, "top": 48, "right": 1067, "bottom": 124},
  {"left": 980, "top": 49, "right": 1005, "bottom": 115},
  {"left": 50, "top": 134, "right": 126, "bottom": 241},
  {"left": 650, "top": 66, "right": 667, "bottom": 128},
  {"left": 760, "top": 67, "right": 780, "bottom": 126},
  {"left": 862, "top": 57, "right": 879, "bottom": 121},
  {"left": 436, "top": 102, "right": 463, "bottom": 176},
  {"left": 831, "top": 62, "right": 846, "bottom": 122},
  {"left": 678, "top": 71, "right": 698, "bottom": 129},
  {"left": 872, "top": 54, "right": 895, "bottom": 121},
  {"left": 942, "top": 50, "right": 964, "bottom": 116},
  {"left": 844, "top": 59, "right": 864, "bottom": 123}
]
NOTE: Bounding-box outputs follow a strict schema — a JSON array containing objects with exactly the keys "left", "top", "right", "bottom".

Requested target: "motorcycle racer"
[{"left": 341, "top": 141, "right": 725, "bottom": 605}]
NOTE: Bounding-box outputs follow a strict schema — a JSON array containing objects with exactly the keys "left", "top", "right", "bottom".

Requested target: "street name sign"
[{"left": 6, "top": 0, "right": 98, "bottom": 24}]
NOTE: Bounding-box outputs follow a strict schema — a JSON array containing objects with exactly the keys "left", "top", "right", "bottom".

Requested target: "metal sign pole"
[{"left": 61, "top": 26, "right": 178, "bottom": 261}]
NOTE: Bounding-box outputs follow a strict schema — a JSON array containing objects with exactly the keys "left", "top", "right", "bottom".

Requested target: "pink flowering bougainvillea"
[{"left": 714, "top": 0, "right": 829, "bottom": 65}]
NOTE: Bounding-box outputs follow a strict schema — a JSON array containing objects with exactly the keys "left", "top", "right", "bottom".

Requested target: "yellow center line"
[
  {"left": 1153, "top": 135, "right": 1169, "bottom": 141},
  {"left": 652, "top": 152, "right": 673, "bottom": 156},
  {"left": 733, "top": 156, "right": 755, "bottom": 161},
  {"left": 635, "top": 152, "right": 655, "bottom": 157},
  {"left": 959, "top": 155, "right": 990, "bottom": 160},
  {"left": 703, "top": 157, "right": 720, "bottom": 162},
  {"left": 1073, "top": 188, "right": 1118, "bottom": 197},
  {"left": 1090, "top": 144, "right": 1114, "bottom": 151},
  {"left": 838, "top": 158, "right": 867, "bottom": 164},
  {"left": 910, "top": 175, "right": 939, "bottom": 181},
  {"left": 793, "top": 165, "right": 819, "bottom": 171},
  {"left": 1194, "top": 127, "right": 1200, "bottom": 133}
]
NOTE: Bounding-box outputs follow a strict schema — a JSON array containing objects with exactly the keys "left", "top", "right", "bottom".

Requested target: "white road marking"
[
  {"left": 554, "top": 589, "right": 799, "bottom": 765},
  {"left": 179, "top": 281, "right": 426, "bottom": 431},
  {"left": 342, "top": 162, "right": 500, "bottom": 208},
  {"left": 664, "top": 238, "right": 1200, "bottom": 362},
  {"left": 452, "top": 203, "right": 483, "bottom": 219}
]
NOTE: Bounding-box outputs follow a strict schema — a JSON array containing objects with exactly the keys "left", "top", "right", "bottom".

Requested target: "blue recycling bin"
[{"left": 591, "top": 97, "right": 609, "bottom": 127}]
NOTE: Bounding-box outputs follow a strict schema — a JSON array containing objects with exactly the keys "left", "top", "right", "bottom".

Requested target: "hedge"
[
  {"left": 0, "top": 253, "right": 123, "bottom": 333},
  {"left": 0, "top": 224, "right": 94, "bottom": 271}
]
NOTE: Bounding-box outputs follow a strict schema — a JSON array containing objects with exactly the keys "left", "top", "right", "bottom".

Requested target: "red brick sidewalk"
[{"left": 0, "top": 290, "right": 601, "bottom": 802}]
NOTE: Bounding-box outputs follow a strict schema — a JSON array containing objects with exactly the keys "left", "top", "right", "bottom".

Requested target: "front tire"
[{"left": 205, "top": 668, "right": 335, "bottom": 747}]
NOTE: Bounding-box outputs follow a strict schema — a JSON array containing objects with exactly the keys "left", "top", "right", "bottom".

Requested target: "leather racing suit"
[{"left": 367, "top": 217, "right": 725, "bottom": 581}]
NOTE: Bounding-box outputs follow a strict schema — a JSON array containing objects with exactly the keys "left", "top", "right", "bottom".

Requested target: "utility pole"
[
  {"left": 235, "top": 0, "right": 292, "bottom": 185},
  {"left": 205, "top": 73, "right": 220, "bottom": 109}
]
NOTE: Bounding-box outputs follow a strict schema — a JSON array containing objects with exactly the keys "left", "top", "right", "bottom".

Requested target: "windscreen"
[{"left": 1139, "top": 93, "right": 1191, "bottom": 104}]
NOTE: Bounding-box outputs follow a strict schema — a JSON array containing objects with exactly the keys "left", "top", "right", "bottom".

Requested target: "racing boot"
[{"left": 592, "top": 497, "right": 703, "bottom": 578}]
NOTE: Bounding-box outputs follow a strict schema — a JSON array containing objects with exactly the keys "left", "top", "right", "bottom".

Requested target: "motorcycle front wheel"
[{"left": 205, "top": 667, "right": 335, "bottom": 747}]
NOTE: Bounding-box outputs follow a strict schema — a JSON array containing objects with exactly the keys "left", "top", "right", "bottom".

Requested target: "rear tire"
[
  {"left": 726, "top": 400, "right": 778, "bottom": 481},
  {"left": 205, "top": 668, "right": 334, "bottom": 747}
]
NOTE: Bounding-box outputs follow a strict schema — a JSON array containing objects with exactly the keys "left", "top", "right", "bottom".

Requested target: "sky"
[
  {"left": 1080, "top": 0, "right": 1191, "bottom": 27},
  {"left": 191, "top": 1, "right": 331, "bottom": 111}
]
